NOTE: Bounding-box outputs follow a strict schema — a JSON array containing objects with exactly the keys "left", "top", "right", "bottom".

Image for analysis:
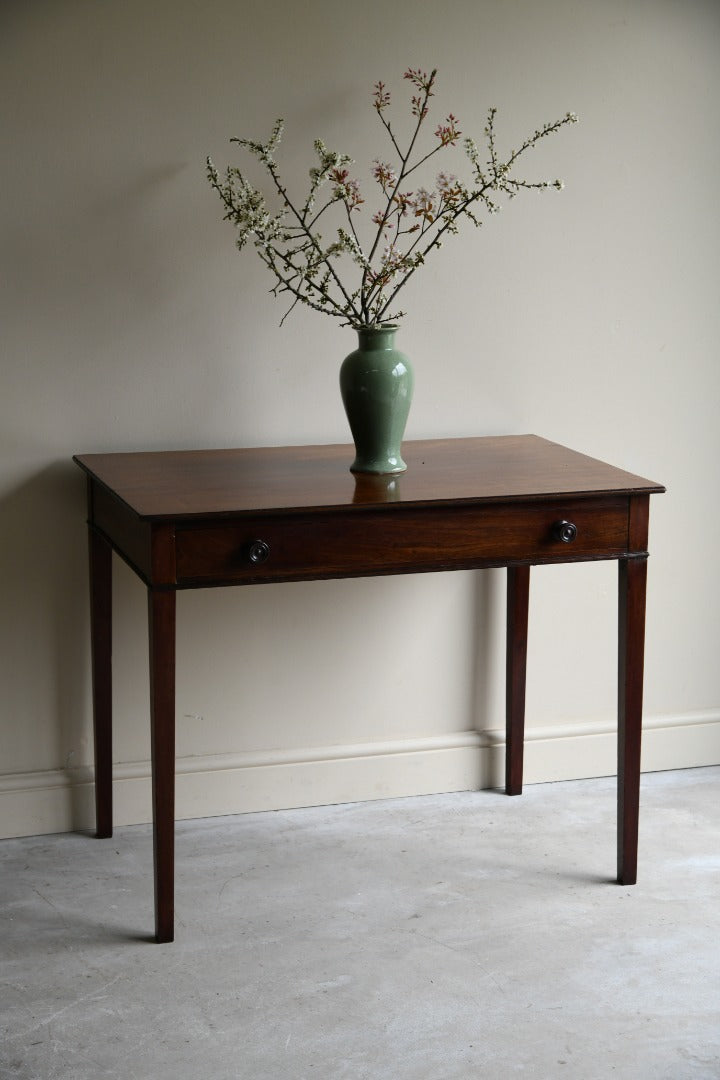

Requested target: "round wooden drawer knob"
[
  {"left": 246, "top": 539, "right": 271, "bottom": 564},
  {"left": 553, "top": 520, "right": 578, "bottom": 543}
]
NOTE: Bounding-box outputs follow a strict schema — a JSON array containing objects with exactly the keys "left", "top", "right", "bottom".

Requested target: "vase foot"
[{"left": 350, "top": 457, "right": 407, "bottom": 475}]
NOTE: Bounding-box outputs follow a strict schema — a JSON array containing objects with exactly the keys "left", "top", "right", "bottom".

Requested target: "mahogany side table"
[{"left": 73, "top": 436, "right": 665, "bottom": 943}]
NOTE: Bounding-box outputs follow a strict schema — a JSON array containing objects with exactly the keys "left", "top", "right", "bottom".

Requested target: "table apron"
[{"left": 172, "top": 496, "right": 632, "bottom": 587}]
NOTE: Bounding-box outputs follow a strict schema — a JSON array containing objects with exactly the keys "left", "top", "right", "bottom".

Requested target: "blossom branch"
[{"left": 207, "top": 69, "right": 577, "bottom": 329}]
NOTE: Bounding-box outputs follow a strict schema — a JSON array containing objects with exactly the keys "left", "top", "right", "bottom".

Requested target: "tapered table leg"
[
  {"left": 89, "top": 527, "right": 113, "bottom": 839},
  {"left": 148, "top": 588, "right": 177, "bottom": 943},
  {"left": 617, "top": 557, "right": 648, "bottom": 885},
  {"left": 506, "top": 565, "right": 530, "bottom": 796}
]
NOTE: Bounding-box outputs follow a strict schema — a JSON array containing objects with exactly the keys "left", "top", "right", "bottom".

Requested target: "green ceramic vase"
[{"left": 339, "top": 325, "right": 414, "bottom": 474}]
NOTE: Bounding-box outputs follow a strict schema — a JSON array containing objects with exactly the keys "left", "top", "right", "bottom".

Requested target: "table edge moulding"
[{"left": 73, "top": 435, "right": 665, "bottom": 943}]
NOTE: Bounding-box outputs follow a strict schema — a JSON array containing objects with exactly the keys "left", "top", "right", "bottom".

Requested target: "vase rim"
[{"left": 355, "top": 322, "right": 399, "bottom": 332}]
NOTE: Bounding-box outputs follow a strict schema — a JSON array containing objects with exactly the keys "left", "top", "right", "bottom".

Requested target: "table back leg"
[
  {"left": 89, "top": 527, "right": 113, "bottom": 839},
  {"left": 506, "top": 565, "right": 530, "bottom": 795},
  {"left": 148, "top": 588, "right": 177, "bottom": 943}
]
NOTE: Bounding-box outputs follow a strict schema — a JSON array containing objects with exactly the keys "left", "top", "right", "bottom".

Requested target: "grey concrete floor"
[{"left": 1, "top": 767, "right": 719, "bottom": 1080}]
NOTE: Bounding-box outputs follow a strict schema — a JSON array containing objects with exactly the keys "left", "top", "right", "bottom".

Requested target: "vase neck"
[{"left": 356, "top": 325, "right": 397, "bottom": 350}]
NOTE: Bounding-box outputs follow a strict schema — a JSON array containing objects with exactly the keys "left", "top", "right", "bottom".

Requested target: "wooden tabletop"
[{"left": 73, "top": 436, "right": 665, "bottom": 521}]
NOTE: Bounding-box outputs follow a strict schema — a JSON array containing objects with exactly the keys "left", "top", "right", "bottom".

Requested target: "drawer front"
[{"left": 174, "top": 497, "right": 630, "bottom": 586}]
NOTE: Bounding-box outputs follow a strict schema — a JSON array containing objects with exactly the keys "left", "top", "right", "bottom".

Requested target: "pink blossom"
[
  {"left": 403, "top": 68, "right": 436, "bottom": 94},
  {"left": 435, "top": 114, "right": 461, "bottom": 146},
  {"left": 410, "top": 94, "right": 428, "bottom": 120},
  {"left": 373, "top": 81, "right": 391, "bottom": 111},
  {"left": 436, "top": 171, "right": 462, "bottom": 205},
  {"left": 331, "top": 168, "right": 364, "bottom": 210},
  {"left": 371, "top": 160, "right": 397, "bottom": 190},
  {"left": 411, "top": 188, "right": 435, "bottom": 222},
  {"left": 392, "top": 191, "right": 414, "bottom": 216}
]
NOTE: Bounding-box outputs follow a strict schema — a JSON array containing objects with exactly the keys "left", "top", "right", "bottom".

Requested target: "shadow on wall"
[
  {"left": 0, "top": 461, "right": 91, "bottom": 787},
  {"left": 0, "top": 460, "right": 508, "bottom": 831}
]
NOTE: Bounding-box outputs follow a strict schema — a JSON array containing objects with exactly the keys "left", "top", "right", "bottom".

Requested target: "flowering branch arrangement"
[{"left": 206, "top": 69, "right": 577, "bottom": 329}]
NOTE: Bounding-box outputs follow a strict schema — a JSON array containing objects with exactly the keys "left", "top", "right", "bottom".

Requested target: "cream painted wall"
[{"left": 2, "top": 0, "right": 719, "bottom": 837}]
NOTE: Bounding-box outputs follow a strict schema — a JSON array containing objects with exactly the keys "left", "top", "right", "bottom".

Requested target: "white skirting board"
[{"left": 1, "top": 710, "right": 719, "bottom": 839}]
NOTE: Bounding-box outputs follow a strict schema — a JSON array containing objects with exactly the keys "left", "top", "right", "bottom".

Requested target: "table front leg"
[
  {"left": 89, "top": 527, "right": 113, "bottom": 839},
  {"left": 148, "top": 588, "right": 177, "bottom": 943},
  {"left": 617, "top": 556, "right": 648, "bottom": 885},
  {"left": 506, "top": 565, "right": 530, "bottom": 795}
]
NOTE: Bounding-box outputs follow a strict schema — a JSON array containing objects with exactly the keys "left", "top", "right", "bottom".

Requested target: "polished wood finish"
[
  {"left": 173, "top": 496, "right": 630, "bottom": 588},
  {"left": 617, "top": 493, "right": 651, "bottom": 885},
  {"left": 506, "top": 565, "right": 530, "bottom": 796},
  {"left": 75, "top": 436, "right": 663, "bottom": 520},
  {"left": 74, "top": 436, "right": 664, "bottom": 942},
  {"left": 88, "top": 524, "right": 113, "bottom": 839},
  {"left": 148, "top": 589, "right": 176, "bottom": 944}
]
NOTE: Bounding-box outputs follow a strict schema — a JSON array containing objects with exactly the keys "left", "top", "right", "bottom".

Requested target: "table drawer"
[{"left": 174, "top": 496, "right": 630, "bottom": 585}]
